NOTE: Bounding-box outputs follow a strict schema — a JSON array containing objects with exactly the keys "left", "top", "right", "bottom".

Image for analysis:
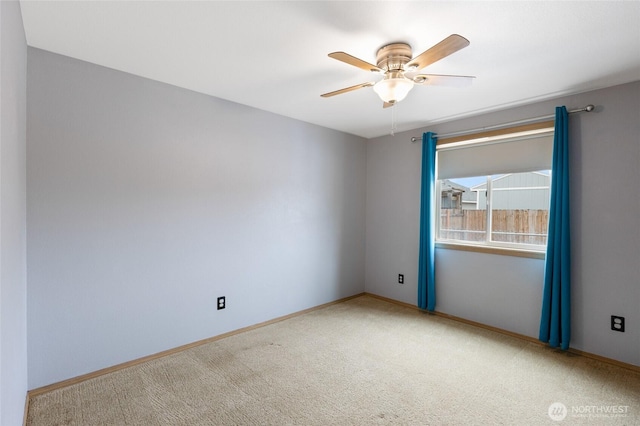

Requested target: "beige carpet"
[{"left": 27, "top": 295, "right": 640, "bottom": 425}]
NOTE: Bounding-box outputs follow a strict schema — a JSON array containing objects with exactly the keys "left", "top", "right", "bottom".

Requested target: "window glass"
[
  {"left": 439, "top": 176, "right": 486, "bottom": 243},
  {"left": 489, "top": 171, "right": 550, "bottom": 246},
  {"left": 438, "top": 171, "right": 550, "bottom": 250}
]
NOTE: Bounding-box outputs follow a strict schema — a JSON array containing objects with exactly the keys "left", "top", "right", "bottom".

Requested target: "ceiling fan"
[{"left": 321, "top": 34, "right": 474, "bottom": 107}]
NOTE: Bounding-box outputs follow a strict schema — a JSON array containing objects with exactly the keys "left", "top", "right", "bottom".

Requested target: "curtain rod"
[{"left": 410, "top": 104, "right": 595, "bottom": 143}]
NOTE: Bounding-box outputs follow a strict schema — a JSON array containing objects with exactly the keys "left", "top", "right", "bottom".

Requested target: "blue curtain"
[
  {"left": 418, "top": 132, "right": 437, "bottom": 311},
  {"left": 539, "top": 106, "right": 571, "bottom": 350}
]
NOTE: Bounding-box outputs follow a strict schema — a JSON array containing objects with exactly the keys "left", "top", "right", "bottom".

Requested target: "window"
[{"left": 436, "top": 125, "right": 553, "bottom": 252}]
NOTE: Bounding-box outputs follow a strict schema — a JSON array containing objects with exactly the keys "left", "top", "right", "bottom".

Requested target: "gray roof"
[{"left": 440, "top": 179, "right": 468, "bottom": 193}]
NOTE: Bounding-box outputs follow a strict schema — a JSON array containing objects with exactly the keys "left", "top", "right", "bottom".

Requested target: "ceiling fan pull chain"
[{"left": 391, "top": 103, "right": 397, "bottom": 136}]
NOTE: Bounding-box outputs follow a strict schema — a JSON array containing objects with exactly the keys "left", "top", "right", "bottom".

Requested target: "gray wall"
[
  {"left": 27, "top": 48, "right": 366, "bottom": 389},
  {"left": 0, "top": 0, "right": 28, "bottom": 424},
  {"left": 366, "top": 81, "right": 640, "bottom": 366}
]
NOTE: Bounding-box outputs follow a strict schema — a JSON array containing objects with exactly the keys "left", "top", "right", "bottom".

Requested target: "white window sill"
[{"left": 435, "top": 241, "right": 545, "bottom": 260}]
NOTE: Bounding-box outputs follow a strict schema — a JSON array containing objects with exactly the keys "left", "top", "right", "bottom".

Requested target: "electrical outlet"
[
  {"left": 611, "top": 315, "right": 625, "bottom": 332},
  {"left": 398, "top": 274, "right": 404, "bottom": 284},
  {"left": 217, "top": 296, "right": 226, "bottom": 310}
]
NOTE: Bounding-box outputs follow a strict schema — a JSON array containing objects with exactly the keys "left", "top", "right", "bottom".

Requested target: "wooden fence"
[{"left": 440, "top": 209, "right": 548, "bottom": 245}]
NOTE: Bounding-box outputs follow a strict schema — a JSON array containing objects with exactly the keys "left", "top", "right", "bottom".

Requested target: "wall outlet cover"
[{"left": 611, "top": 315, "right": 625, "bottom": 332}]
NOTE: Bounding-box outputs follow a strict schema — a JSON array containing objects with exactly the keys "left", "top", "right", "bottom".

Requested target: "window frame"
[{"left": 434, "top": 122, "right": 554, "bottom": 258}]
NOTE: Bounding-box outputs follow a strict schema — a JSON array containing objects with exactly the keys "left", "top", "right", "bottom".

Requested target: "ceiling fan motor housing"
[{"left": 376, "top": 43, "right": 413, "bottom": 72}]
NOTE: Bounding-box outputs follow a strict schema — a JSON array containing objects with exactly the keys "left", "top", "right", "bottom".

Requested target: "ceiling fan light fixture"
[{"left": 373, "top": 76, "right": 414, "bottom": 103}]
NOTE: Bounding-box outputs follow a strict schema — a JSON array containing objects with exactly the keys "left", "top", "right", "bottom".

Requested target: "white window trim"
[{"left": 435, "top": 240, "right": 545, "bottom": 260}]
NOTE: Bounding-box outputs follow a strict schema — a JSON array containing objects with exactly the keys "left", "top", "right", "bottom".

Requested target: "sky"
[
  {"left": 449, "top": 176, "right": 487, "bottom": 188},
  {"left": 449, "top": 170, "right": 550, "bottom": 189}
]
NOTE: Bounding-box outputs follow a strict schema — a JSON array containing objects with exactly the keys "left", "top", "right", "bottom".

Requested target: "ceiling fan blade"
[
  {"left": 406, "top": 34, "right": 470, "bottom": 71},
  {"left": 321, "top": 82, "right": 375, "bottom": 98},
  {"left": 413, "top": 74, "right": 475, "bottom": 87},
  {"left": 328, "top": 52, "right": 383, "bottom": 73}
]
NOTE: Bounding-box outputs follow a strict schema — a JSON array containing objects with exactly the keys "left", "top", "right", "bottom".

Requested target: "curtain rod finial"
[
  {"left": 411, "top": 136, "right": 419, "bottom": 143},
  {"left": 585, "top": 104, "right": 595, "bottom": 112}
]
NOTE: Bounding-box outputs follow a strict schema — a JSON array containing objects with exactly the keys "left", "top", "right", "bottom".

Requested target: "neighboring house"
[
  {"left": 463, "top": 172, "right": 550, "bottom": 210},
  {"left": 461, "top": 186, "right": 480, "bottom": 210},
  {"left": 440, "top": 179, "right": 469, "bottom": 209}
]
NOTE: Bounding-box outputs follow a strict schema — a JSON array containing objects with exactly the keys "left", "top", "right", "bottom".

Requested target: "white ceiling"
[{"left": 19, "top": 1, "right": 640, "bottom": 139}]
